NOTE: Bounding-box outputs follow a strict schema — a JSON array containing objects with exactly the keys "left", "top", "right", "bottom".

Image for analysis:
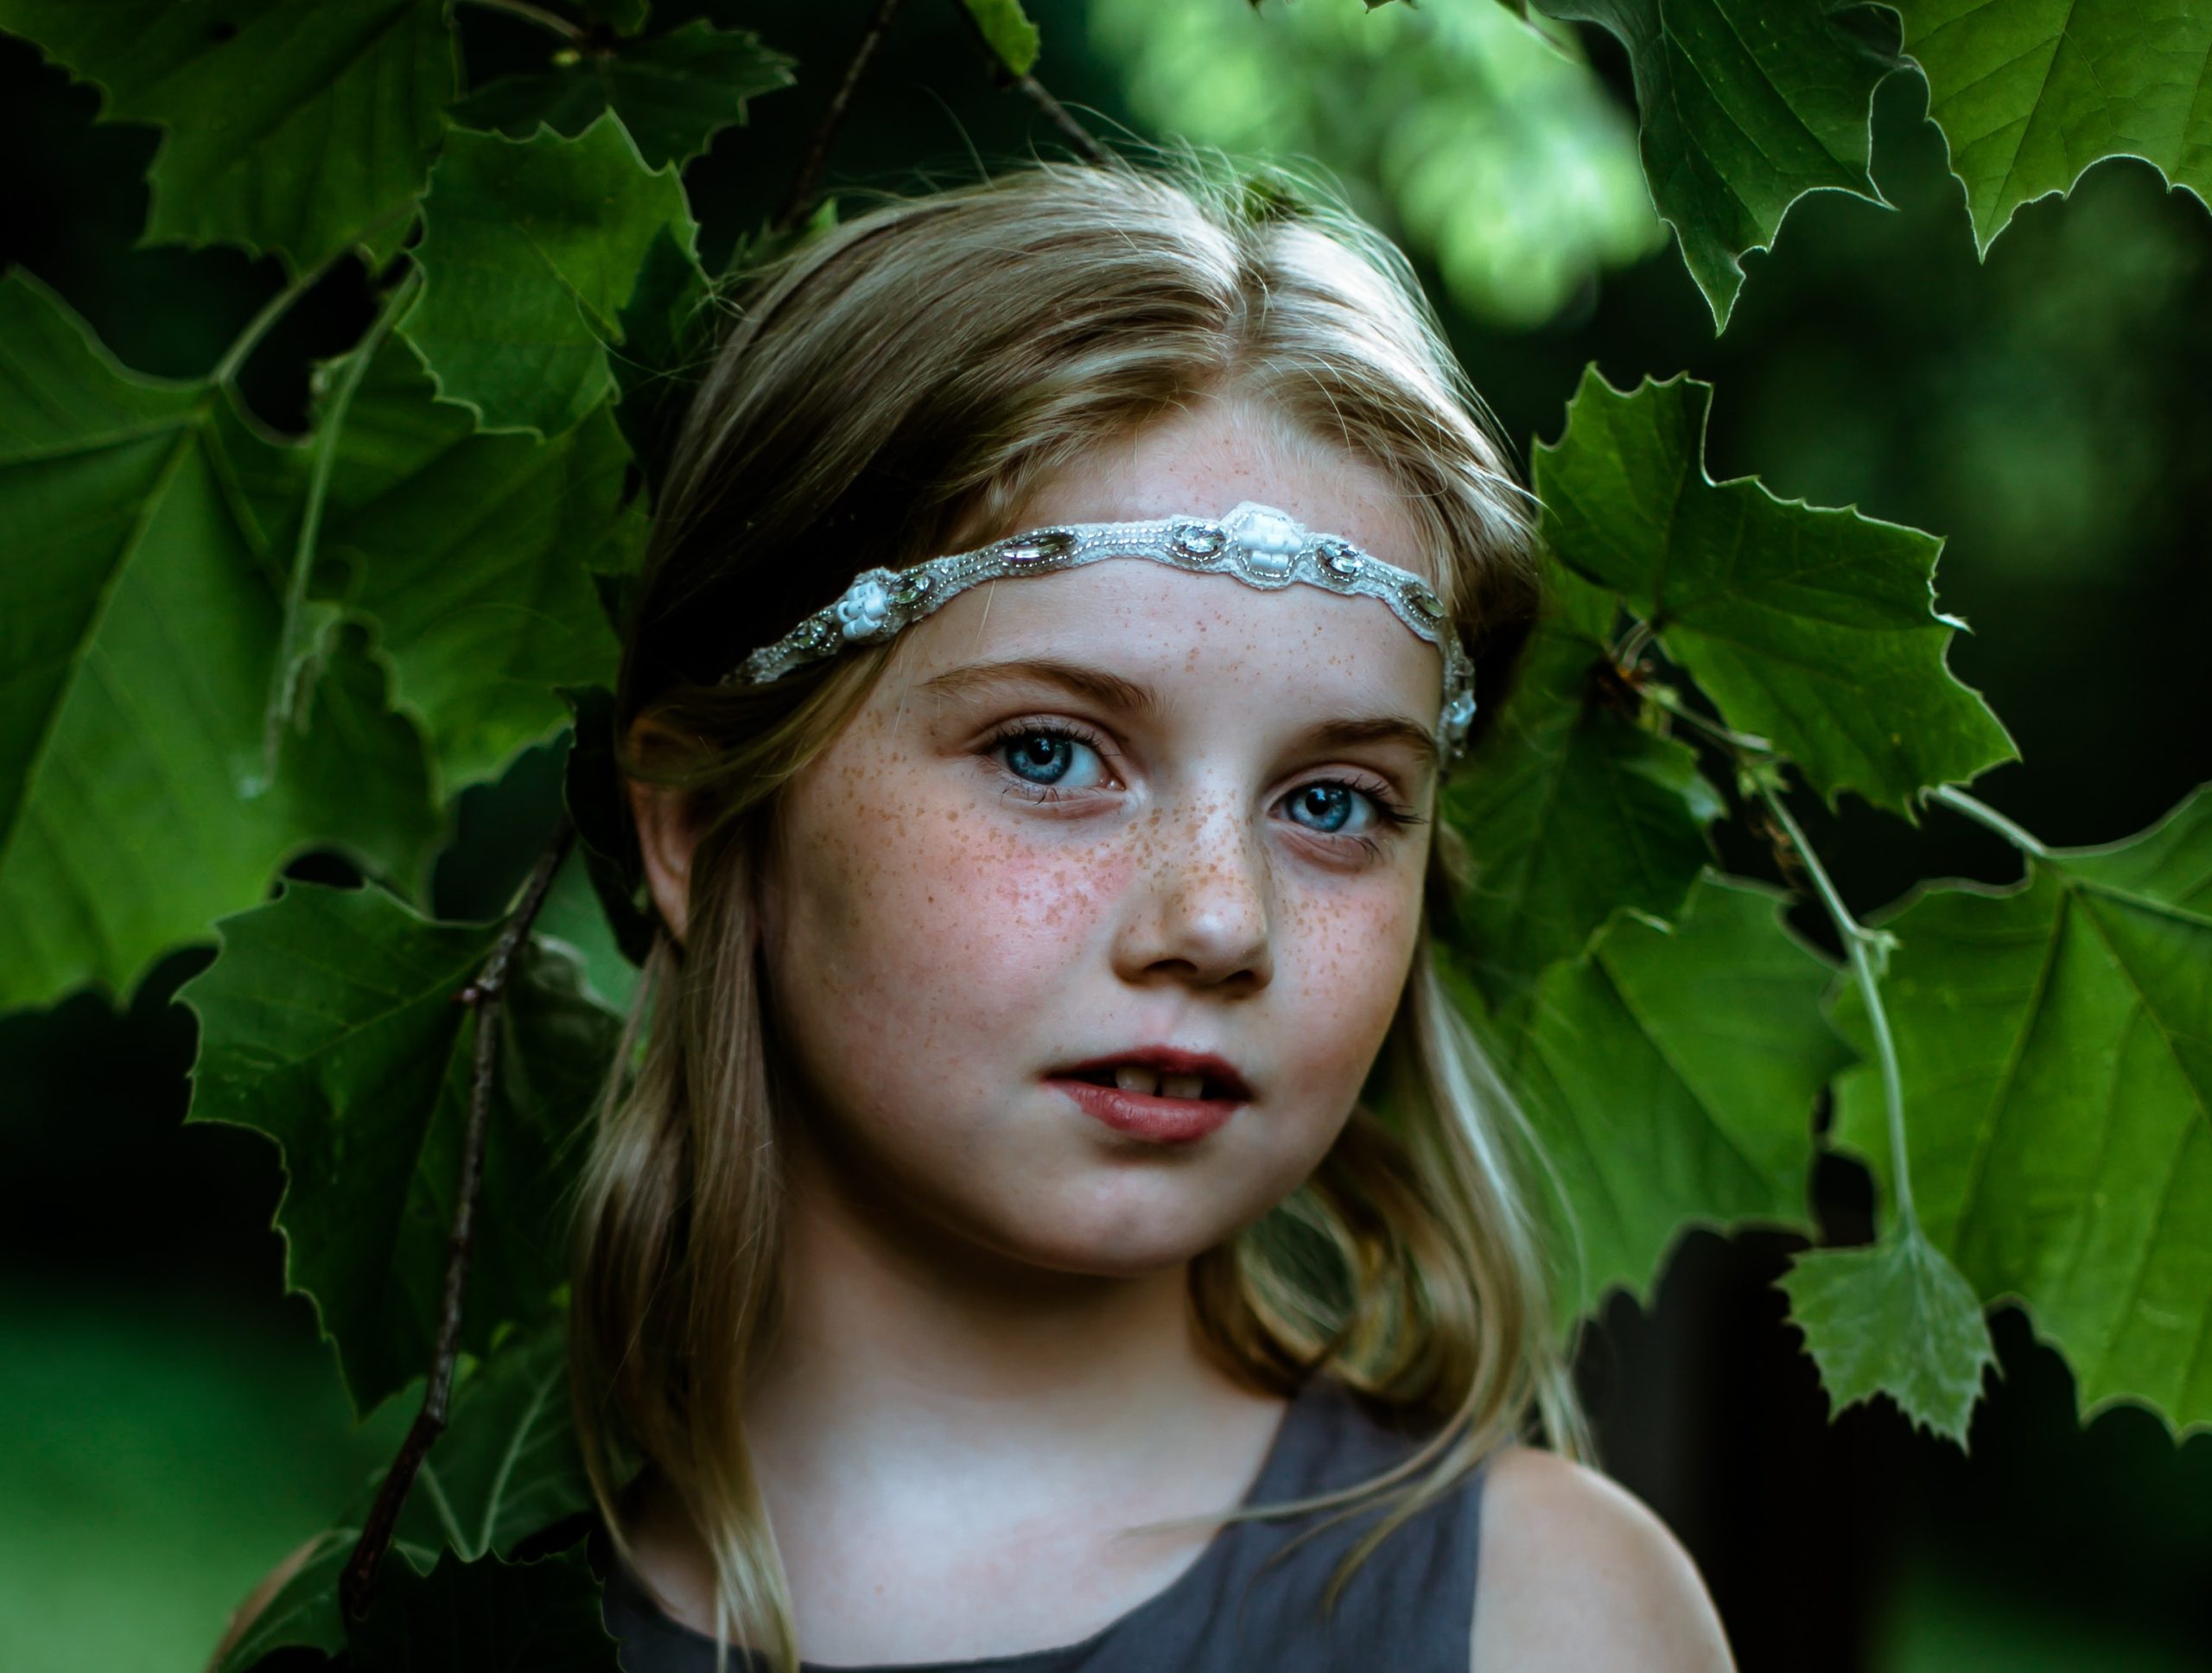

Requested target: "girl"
[{"left": 579, "top": 156, "right": 1734, "bottom": 1672}]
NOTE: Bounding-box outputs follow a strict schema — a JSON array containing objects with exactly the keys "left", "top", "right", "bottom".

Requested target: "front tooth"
[
  {"left": 1160, "top": 1074, "right": 1205, "bottom": 1100},
  {"left": 1114, "top": 1066, "right": 1162, "bottom": 1097}
]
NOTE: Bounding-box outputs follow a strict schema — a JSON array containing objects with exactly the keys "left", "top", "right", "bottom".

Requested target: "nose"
[{"left": 1112, "top": 789, "right": 1274, "bottom": 991}]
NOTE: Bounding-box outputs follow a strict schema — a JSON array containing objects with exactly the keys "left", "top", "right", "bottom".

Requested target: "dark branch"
[
  {"left": 943, "top": 0, "right": 1104, "bottom": 162},
  {"left": 340, "top": 819, "right": 580, "bottom": 1623},
  {"left": 775, "top": 0, "right": 912, "bottom": 232}
]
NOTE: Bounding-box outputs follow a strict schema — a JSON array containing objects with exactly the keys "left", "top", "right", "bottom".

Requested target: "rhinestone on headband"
[{"left": 718, "top": 500, "right": 1479, "bottom": 769}]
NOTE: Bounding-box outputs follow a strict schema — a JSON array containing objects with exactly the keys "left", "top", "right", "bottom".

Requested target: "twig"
[
  {"left": 1010, "top": 72, "right": 1105, "bottom": 162},
  {"left": 460, "top": 0, "right": 588, "bottom": 41},
  {"left": 944, "top": 0, "right": 1104, "bottom": 161},
  {"left": 254, "top": 268, "right": 422, "bottom": 788},
  {"left": 340, "top": 820, "right": 580, "bottom": 1623},
  {"left": 776, "top": 0, "right": 911, "bottom": 232},
  {"left": 1929, "top": 783, "right": 2055, "bottom": 860}
]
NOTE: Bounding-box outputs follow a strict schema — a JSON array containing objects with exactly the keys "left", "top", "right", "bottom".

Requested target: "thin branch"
[
  {"left": 460, "top": 0, "right": 588, "bottom": 41},
  {"left": 944, "top": 0, "right": 1104, "bottom": 161},
  {"left": 1756, "top": 782, "right": 1919, "bottom": 1234},
  {"left": 255, "top": 268, "right": 422, "bottom": 786},
  {"left": 1009, "top": 73, "right": 1105, "bottom": 162},
  {"left": 776, "top": 0, "right": 911, "bottom": 232},
  {"left": 340, "top": 819, "right": 581, "bottom": 1624},
  {"left": 1929, "top": 784, "right": 2055, "bottom": 861}
]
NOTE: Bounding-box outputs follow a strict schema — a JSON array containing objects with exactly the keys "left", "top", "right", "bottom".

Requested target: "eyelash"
[{"left": 977, "top": 718, "right": 1425, "bottom": 862}]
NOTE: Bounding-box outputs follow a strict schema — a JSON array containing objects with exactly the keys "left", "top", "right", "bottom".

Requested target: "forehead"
[{"left": 1007, "top": 394, "right": 1433, "bottom": 586}]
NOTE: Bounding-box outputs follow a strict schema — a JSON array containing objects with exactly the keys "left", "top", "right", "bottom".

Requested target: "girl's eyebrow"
[{"left": 917, "top": 656, "right": 1441, "bottom": 773}]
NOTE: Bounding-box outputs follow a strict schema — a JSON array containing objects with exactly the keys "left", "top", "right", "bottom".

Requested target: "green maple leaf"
[
  {"left": 1827, "top": 786, "right": 2212, "bottom": 1437},
  {"left": 1530, "top": 0, "right": 1897, "bottom": 324},
  {"left": 1897, "top": 0, "right": 2212, "bottom": 252},
  {"left": 0, "top": 271, "right": 438, "bottom": 1012},
  {"left": 181, "top": 881, "right": 620, "bottom": 1415},
  {"left": 211, "top": 1321, "right": 593, "bottom": 1672},
  {"left": 0, "top": 0, "right": 454, "bottom": 276},
  {"left": 1442, "top": 562, "right": 1723, "bottom": 1008},
  {"left": 1777, "top": 1222, "right": 1999, "bottom": 1445},
  {"left": 452, "top": 19, "right": 795, "bottom": 170},
  {"left": 348, "top": 1543, "right": 620, "bottom": 1670},
  {"left": 402, "top": 113, "right": 705, "bottom": 439},
  {"left": 318, "top": 337, "right": 645, "bottom": 796},
  {"left": 1535, "top": 371, "right": 2017, "bottom": 818},
  {"left": 1471, "top": 871, "right": 1853, "bottom": 1333}
]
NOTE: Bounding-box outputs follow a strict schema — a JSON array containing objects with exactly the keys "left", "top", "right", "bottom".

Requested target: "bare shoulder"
[{"left": 1470, "top": 1444, "right": 1735, "bottom": 1673}]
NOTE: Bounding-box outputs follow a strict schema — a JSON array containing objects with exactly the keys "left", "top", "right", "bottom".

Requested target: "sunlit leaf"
[
  {"left": 1094, "top": 0, "right": 1661, "bottom": 327},
  {"left": 451, "top": 18, "right": 793, "bottom": 170},
  {"left": 1828, "top": 787, "right": 2212, "bottom": 1436},
  {"left": 0, "top": 0, "right": 454, "bottom": 274},
  {"left": 1897, "top": 0, "right": 2212, "bottom": 253},
  {"left": 401, "top": 113, "right": 702, "bottom": 439},
  {"left": 181, "top": 881, "right": 620, "bottom": 1415},
  {"left": 963, "top": 0, "right": 1042, "bottom": 76},
  {"left": 1535, "top": 371, "right": 2017, "bottom": 817},
  {"left": 0, "top": 272, "right": 438, "bottom": 1013},
  {"left": 1472, "top": 871, "right": 1853, "bottom": 1333}
]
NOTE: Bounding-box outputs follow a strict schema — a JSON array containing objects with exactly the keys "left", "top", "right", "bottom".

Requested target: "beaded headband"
[{"left": 716, "top": 500, "right": 1478, "bottom": 771}]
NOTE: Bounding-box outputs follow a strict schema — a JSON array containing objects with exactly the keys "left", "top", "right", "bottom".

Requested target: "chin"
[{"left": 969, "top": 1176, "right": 1265, "bottom": 1279}]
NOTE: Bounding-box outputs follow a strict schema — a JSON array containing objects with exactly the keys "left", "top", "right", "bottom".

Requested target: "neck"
[{"left": 740, "top": 1111, "right": 1270, "bottom": 1503}]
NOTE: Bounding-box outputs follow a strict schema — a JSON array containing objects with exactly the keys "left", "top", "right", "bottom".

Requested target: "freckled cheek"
[{"left": 1277, "top": 888, "right": 1421, "bottom": 1084}]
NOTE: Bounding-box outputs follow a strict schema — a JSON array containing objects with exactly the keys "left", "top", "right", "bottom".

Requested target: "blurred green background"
[{"left": 3, "top": 2, "right": 2209, "bottom": 1668}]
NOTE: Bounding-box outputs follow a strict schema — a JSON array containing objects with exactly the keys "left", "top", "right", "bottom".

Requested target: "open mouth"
[{"left": 1059, "top": 1065, "right": 1238, "bottom": 1102}]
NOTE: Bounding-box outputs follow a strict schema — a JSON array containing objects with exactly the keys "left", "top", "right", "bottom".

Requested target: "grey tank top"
[{"left": 597, "top": 1373, "right": 1493, "bottom": 1672}]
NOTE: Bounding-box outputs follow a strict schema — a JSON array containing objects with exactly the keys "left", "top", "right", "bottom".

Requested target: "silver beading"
[{"left": 718, "top": 500, "right": 1478, "bottom": 769}]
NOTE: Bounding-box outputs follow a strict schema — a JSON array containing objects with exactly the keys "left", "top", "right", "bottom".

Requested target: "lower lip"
[{"left": 1047, "top": 1078, "right": 1243, "bottom": 1144}]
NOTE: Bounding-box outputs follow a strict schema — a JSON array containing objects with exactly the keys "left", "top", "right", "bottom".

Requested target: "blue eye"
[
  {"left": 997, "top": 728, "right": 1096, "bottom": 790},
  {"left": 1288, "top": 783, "right": 1359, "bottom": 835}
]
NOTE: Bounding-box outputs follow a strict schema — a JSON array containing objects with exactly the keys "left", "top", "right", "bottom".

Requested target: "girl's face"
[{"left": 751, "top": 398, "right": 1445, "bottom": 1275}]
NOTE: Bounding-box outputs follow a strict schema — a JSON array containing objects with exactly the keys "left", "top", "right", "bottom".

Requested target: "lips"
[
  {"left": 1044, "top": 1047, "right": 1252, "bottom": 1145},
  {"left": 1049, "top": 1047, "right": 1253, "bottom": 1102}
]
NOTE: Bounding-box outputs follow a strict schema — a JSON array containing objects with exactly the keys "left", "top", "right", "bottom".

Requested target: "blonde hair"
[{"left": 569, "top": 153, "right": 1592, "bottom": 1671}]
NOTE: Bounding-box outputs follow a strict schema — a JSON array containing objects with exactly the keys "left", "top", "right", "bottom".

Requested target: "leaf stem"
[
  {"left": 776, "top": 0, "right": 911, "bottom": 232},
  {"left": 1609, "top": 614, "right": 1655, "bottom": 672},
  {"left": 1929, "top": 784, "right": 2054, "bottom": 860},
  {"left": 460, "top": 0, "right": 588, "bottom": 41},
  {"left": 256, "top": 268, "right": 421, "bottom": 785},
  {"left": 340, "top": 819, "right": 580, "bottom": 1623},
  {"left": 210, "top": 250, "right": 344, "bottom": 390},
  {"left": 1755, "top": 781, "right": 1919, "bottom": 1233}
]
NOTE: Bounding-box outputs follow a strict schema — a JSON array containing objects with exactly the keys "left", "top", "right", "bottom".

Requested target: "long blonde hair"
[{"left": 569, "top": 153, "right": 1592, "bottom": 1671}]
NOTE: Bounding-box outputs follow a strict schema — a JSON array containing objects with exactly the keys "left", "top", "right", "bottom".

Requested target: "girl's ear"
[{"left": 625, "top": 715, "right": 704, "bottom": 945}]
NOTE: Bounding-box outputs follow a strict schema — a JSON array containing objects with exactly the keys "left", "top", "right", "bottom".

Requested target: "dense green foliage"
[{"left": 3, "top": 0, "right": 2206, "bottom": 1664}]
